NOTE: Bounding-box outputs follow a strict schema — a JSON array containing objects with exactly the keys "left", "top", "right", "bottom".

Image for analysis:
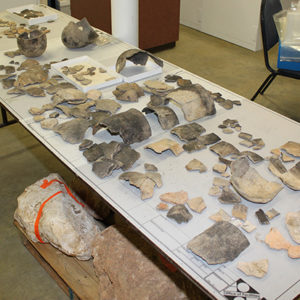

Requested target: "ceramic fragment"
[
  {"left": 268, "top": 157, "right": 300, "bottom": 190},
  {"left": 238, "top": 132, "right": 253, "bottom": 140},
  {"left": 26, "top": 86, "right": 45, "bottom": 97},
  {"left": 49, "top": 112, "right": 59, "bottom": 118},
  {"left": 144, "top": 163, "right": 158, "bottom": 172},
  {"left": 93, "top": 158, "right": 122, "bottom": 178},
  {"left": 218, "top": 99, "right": 234, "bottom": 110},
  {"left": 266, "top": 208, "right": 280, "bottom": 220},
  {"left": 209, "top": 209, "right": 231, "bottom": 222},
  {"left": 167, "top": 204, "right": 193, "bottom": 224},
  {"left": 187, "top": 221, "right": 250, "bottom": 264},
  {"left": 171, "top": 122, "right": 206, "bottom": 142},
  {"left": 147, "top": 94, "right": 168, "bottom": 107},
  {"left": 221, "top": 172, "right": 230, "bottom": 178},
  {"left": 79, "top": 139, "right": 93, "bottom": 151},
  {"left": 46, "top": 82, "right": 75, "bottom": 94},
  {"left": 2, "top": 78, "right": 15, "bottom": 89},
  {"left": 237, "top": 259, "right": 268, "bottom": 278},
  {"left": 100, "top": 108, "right": 151, "bottom": 144},
  {"left": 232, "top": 100, "right": 241, "bottom": 105},
  {"left": 280, "top": 141, "right": 300, "bottom": 157},
  {"left": 88, "top": 142, "right": 140, "bottom": 178},
  {"left": 33, "top": 115, "right": 45, "bottom": 122},
  {"left": 4, "top": 65, "right": 15, "bottom": 74},
  {"left": 17, "top": 29, "right": 47, "bottom": 57},
  {"left": 183, "top": 133, "right": 220, "bottom": 152},
  {"left": 7, "top": 87, "right": 25, "bottom": 95},
  {"left": 252, "top": 138, "right": 265, "bottom": 150},
  {"left": 115, "top": 49, "right": 163, "bottom": 73},
  {"left": 231, "top": 157, "right": 283, "bottom": 203},
  {"left": 213, "top": 163, "right": 227, "bottom": 174},
  {"left": 113, "top": 82, "right": 144, "bottom": 102},
  {"left": 95, "top": 99, "right": 121, "bottom": 114},
  {"left": 114, "top": 144, "right": 141, "bottom": 171},
  {"left": 210, "top": 141, "right": 240, "bottom": 157},
  {"left": 160, "top": 190, "right": 188, "bottom": 205},
  {"left": 61, "top": 18, "right": 98, "bottom": 48},
  {"left": 218, "top": 187, "right": 241, "bottom": 204},
  {"left": 241, "top": 220, "right": 256, "bottom": 233},
  {"left": 164, "top": 74, "right": 182, "bottom": 82},
  {"left": 183, "top": 141, "right": 206, "bottom": 153},
  {"left": 17, "top": 59, "right": 40, "bottom": 71},
  {"left": 40, "top": 118, "right": 58, "bottom": 130},
  {"left": 83, "top": 143, "right": 106, "bottom": 162},
  {"left": 89, "top": 111, "right": 111, "bottom": 131},
  {"left": 219, "top": 157, "right": 233, "bottom": 166},
  {"left": 286, "top": 211, "right": 300, "bottom": 244},
  {"left": 239, "top": 140, "right": 254, "bottom": 148},
  {"left": 156, "top": 202, "right": 169, "bottom": 211},
  {"left": 119, "top": 171, "right": 162, "bottom": 200},
  {"left": 185, "top": 159, "right": 207, "bottom": 173},
  {"left": 86, "top": 89, "right": 102, "bottom": 100},
  {"left": 4, "top": 50, "right": 21, "bottom": 58},
  {"left": 14, "top": 174, "right": 99, "bottom": 260},
  {"left": 0, "top": 74, "right": 16, "bottom": 81},
  {"left": 223, "top": 128, "right": 234, "bottom": 134},
  {"left": 145, "top": 138, "right": 183, "bottom": 156},
  {"left": 271, "top": 148, "right": 281, "bottom": 156},
  {"left": 29, "top": 107, "right": 45, "bottom": 115},
  {"left": 208, "top": 186, "right": 222, "bottom": 197},
  {"left": 54, "top": 88, "right": 87, "bottom": 104},
  {"left": 166, "top": 85, "right": 216, "bottom": 121},
  {"left": 240, "top": 151, "right": 264, "bottom": 164},
  {"left": 15, "top": 66, "right": 48, "bottom": 87},
  {"left": 187, "top": 197, "right": 206, "bottom": 213},
  {"left": 177, "top": 78, "right": 192, "bottom": 87},
  {"left": 92, "top": 225, "right": 197, "bottom": 300},
  {"left": 213, "top": 177, "right": 230, "bottom": 188},
  {"left": 281, "top": 152, "right": 295, "bottom": 162},
  {"left": 265, "top": 228, "right": 291, "bottom": 250},
  {"left": 144, "top": 80, "right": 173, "bottom": 92},
  {"left": 288, "top": 245, "right": 300, "bottom": 258},
  {"left": 54, "top": 118, "right": 90, "bottom": 144},
  {"left": 232, "top": 204, "right": 248, "bottom": 221}
]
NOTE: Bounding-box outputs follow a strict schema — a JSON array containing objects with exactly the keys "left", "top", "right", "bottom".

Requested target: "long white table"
[{"left": 1, "top": 6, "right": 300, "bottom": 300}]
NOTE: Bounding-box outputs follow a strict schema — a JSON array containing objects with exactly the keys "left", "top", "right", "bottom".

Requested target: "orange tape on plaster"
[
  {"left": 34, "top": 191, "right": 62, "bottom": 243},
  {"left": 40, "top": 179, "right": 84, "bottom": 207}
]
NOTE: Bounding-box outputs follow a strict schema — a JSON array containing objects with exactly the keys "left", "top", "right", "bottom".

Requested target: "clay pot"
[
  {"left": 61, "top": 17, "right": 98, "bottom": 49},
  {"left": 17, "top": 29, "right": 47, "bottom": 58}
]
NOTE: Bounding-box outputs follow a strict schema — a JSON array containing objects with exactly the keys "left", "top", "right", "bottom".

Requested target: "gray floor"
[{"left": 0, "top": 25, "right": 299, "bottom": 300}]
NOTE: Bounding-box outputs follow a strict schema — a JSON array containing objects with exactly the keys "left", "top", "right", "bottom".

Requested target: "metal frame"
[
  {"left": 251, "top": 0, "right": 300, "bottom": 101},
  {"left": 0, "top": 105, "right": 17, "bottom": 128}
]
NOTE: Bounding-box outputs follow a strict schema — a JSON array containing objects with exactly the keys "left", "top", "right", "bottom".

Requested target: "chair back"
[{"left": 261, "top": 0, "right": 282, "bottom": 70}]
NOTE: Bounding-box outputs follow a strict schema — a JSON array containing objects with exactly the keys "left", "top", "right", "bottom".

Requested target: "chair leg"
[
  {"left": 251, "top": 73, "right": 273, "bottom": 101},
  {"left": 260, "top": 74, "right": 277, "bottom": 95},
  {"left": 1, "top": 105, "right": 8, "bottom": 124},
  {"left": 0, "top": 105, "right": 17, "bottom": 128}
]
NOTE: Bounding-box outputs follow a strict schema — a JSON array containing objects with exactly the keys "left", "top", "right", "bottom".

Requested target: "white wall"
[
  {"left": 0, "top": 0, "right": 39, "bottom": 11},
  {"left": 180, "top": 0, "right": 293, "bottom": 51},
  {"left": 180, "top": 0, "right": 262, "bottom": 51}
]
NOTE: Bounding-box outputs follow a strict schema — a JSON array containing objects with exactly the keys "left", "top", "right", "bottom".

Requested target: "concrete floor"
[{"left": 0, "top": 25, "right": 299, "bottom": 300}]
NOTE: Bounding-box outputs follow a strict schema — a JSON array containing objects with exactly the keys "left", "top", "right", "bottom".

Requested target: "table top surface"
[{"left": 1, "top": 5, "right": 300, "bottom": 300}]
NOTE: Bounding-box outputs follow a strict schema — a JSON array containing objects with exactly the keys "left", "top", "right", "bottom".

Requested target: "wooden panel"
[
  {"left": 71, "top": 0, "right": 112, "bottom": 34},
  {"left": 15, "top": 221, "right": 99, "bottom": 300},
  {"left": 138, "top": 0, "right": 180, "bottom": 49},
  {"left": 70, "top": 0, "right": 180, "bottom": 49}
]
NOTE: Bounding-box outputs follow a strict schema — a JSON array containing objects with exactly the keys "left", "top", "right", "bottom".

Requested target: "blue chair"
[{"left": 251, "top": 0, "right": 300, "bottom": 101}]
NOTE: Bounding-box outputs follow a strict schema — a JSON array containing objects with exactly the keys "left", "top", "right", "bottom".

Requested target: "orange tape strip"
[
  {"left": 40, "top": 179, "right": 84, "bottom": 207},
  {"left": 34, "top": 191, "right": 62, "bottom": 243},
  {"left": 34, "top": 178, "right": 85, "bottom": 243}
]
